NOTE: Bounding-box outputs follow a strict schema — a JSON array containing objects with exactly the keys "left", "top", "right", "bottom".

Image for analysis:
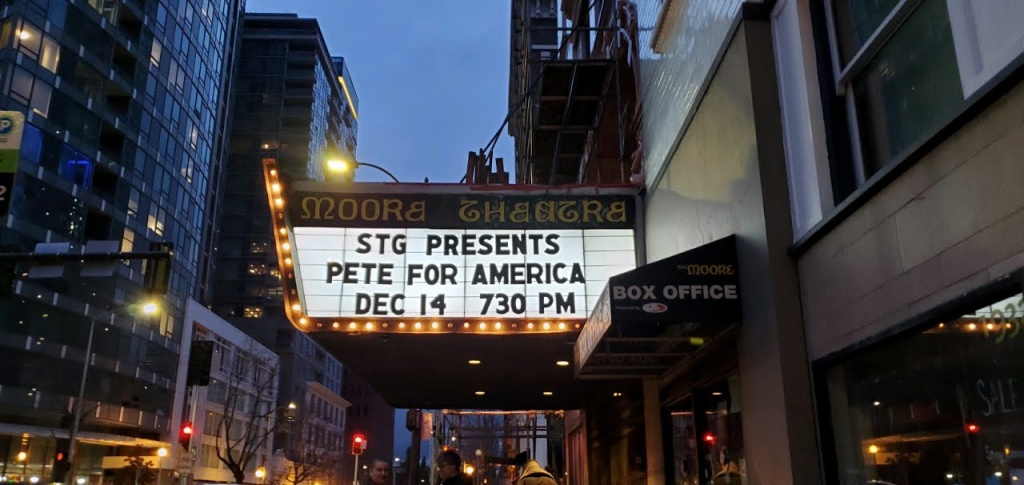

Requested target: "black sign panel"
[
  {"left": 0, "top": 172, "right": 12, "bottom": 217},
  {"left": 608, "top": 235, "right": 741, "bottom": 325},
  {"left": 288, "top": 191, "right": 636, "bottom": 230}
]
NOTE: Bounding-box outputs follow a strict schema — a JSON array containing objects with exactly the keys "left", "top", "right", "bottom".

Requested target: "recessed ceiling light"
[
  {"left": 475, "top": 391, "right": 485, "bottom": 396},
  {"left": 712, "top": 392, "right": 722, "bottom": 396},
  {"left": 556, "top": 360, "right": 570, "bottom": 366},
  {"left": 468, "top": 360, "right": 481, "bottom": 365},
  {"left": 543, "top": 391, "right": 553, "bottom": 396}
]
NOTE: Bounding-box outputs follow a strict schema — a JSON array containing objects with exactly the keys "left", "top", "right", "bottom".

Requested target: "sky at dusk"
[
  {"left": 244, "top": 0, "right": 516, "bottom": 458},
  {"left": 245, "top": 0, "right": 515, "bottom": 185}
]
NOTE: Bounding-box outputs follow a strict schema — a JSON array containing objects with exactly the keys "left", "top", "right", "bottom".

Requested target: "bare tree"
[
  {"left": 280, "top": 406, "right": 344, "bottom": 485},
  {"left": 211, "top": 339, "right": 280, "bottom": 483}
]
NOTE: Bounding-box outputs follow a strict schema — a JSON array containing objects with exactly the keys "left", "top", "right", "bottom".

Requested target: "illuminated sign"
[
  {"left": 265, "top": 159, "right": 639, "bottom": 331},
  {"left": 293, "top": 227, "right": 635, "bottom": 319}
]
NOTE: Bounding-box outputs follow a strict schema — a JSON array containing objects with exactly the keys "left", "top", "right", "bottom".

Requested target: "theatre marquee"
[{"left": 263, "top": 160, "right": 639, "bottom": 334}]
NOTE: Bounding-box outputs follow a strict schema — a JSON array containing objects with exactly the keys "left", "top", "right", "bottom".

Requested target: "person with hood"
[
  {"left": 516, "top": 460, "right": 557, "bottom": 485},
  {"left": 435, "top": 449, "right": 472, "bottom": 485}
]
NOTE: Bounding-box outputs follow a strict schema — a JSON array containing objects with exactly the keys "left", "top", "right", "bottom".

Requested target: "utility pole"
[{"left": 407, "top": 409, "right": 421, "bottom": 485}]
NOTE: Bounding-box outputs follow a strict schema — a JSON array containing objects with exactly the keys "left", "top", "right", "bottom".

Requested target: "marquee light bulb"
[
  {"left": 281, "top": 242, "right": 290, "bottom": 251},
  {"left": 298, "top": 317, "right": 307, "bottom": 325},
  {"left": 284, "top": 258, "right": 292, "bottom": 265},
  {"left": 414, "top": 322, "right": 422, "bottom": 330},
  {"left": 398, "top": 322, "right": 406, "bottom": 329},
  {"left": 348, "top": 322, "right": 357, "bottom": 329},
  {"left": 527, "top": 322, "right": 535, "bottom": 329},
  {"left": 542, "top": 322, "right": 551, "bottom": 330},
  {"left": 365, "top": 322, "right": 374, "bottom": 330},
  {"left": 332, "top": 322, "right": 340, "bottom": 329},
  {"left": 557, "top": 322, "right": 566, "bottom": 330},
  {"left": 479, "top": 322, "right": 487, "bottom": 330},
  {"left": 269, "top": 169, "right": 277, "bottom": 176},
  {"left": 291, "top": 304, "right": 301, "bottom": 311},
  {"left": 271, "top": 183, "right": 281, "bottom": 192},
  {"left": 463, "top": 322, "right": 470, "bottom": 328},
  {"left": 431, "top": 321, "right": 439, "bottom": 329},
  {"left": 494, "top": 322, "right": 502, "bottom": 330},
  {"left": 279, "top": 228, "right": 286, "bottom": 235},
  {"left": 274, "top": 198, "right": 283, "bottom": 207}
]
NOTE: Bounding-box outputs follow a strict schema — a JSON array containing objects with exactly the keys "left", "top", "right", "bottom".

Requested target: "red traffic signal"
[
  {"left": 352, "top": 434, "right": 367, "bottom": 455},
  {"left": 703, "top": 432, "right": 716, "bottom": 444},
  {"left": 180, "top": 422, "right": 194, "bottom": 450},
  {"left": 966, "top": 423, "right": 980, "bottom": 433}
]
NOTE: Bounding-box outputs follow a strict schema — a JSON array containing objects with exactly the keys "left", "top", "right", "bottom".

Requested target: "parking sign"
[{"left": 0, "top": 111, "right": 25, "bottom": 217}]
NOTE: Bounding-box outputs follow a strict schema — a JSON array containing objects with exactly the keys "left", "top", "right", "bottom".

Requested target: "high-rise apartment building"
[
  {"left": 214, "top": 11, "right": 391, "bottom": 472},
  {"left": 212, "top": 12, "right": 355, "bottom": 323},
  {"left": 0, "top": 0, "right": 241, "bottom": 482}
]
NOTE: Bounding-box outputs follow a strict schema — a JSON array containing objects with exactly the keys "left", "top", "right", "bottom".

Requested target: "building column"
[{"left": 643, "top": 378, "right": 665, "bottom": 485}]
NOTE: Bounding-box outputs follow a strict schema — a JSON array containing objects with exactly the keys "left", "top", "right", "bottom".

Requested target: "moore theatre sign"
[{"left": 263, "top": 162, "right": 639, "bottom": 332}]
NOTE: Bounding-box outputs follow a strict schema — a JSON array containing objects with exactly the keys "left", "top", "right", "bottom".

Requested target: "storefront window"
[
  {"left": 827, "top": 292, "right": 1024, "bottom": 485},
  {"left": 667, "top": 375, "right": 745, "bottom": 485}
]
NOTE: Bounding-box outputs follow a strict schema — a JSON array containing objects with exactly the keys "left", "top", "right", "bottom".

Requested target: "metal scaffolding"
[{"left": 507, "top": 0, "right": 643, "bottom": 185}]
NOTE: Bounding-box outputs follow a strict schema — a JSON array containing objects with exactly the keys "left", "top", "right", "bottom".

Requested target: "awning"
[{"left": 574, "top": 235, "right": 742, "bottom": 378}]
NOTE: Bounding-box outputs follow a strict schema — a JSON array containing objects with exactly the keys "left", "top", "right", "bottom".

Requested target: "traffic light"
[
  {"left": 352, "top": 433, "right": 366, "bottom": 455},
  {"left": 186, "top": 340, "right": 215, "bottom": 386},
  {"left": 51, "top": 438, "right": 71, "bottom": 484},
  {"left": 702, "top": 432, "right": 716, "bottom": 445},
  {"left": 144, "top": 242, "right": 173, "bottom": 295},
  {"left": 180, "top": 422, "right": 194, "bottom": 451}
]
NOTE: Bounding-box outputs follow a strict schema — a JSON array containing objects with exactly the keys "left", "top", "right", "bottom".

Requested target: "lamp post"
[
  {"left": 324, "top": 158, "right": 401, "bottom": 183},
  {"left": 67, "top": 300, "right": 159, "bottom": 482},
  {"left": 156, "top": 447, "right": 167, "bottom": 485},
  {"left": 255, "top": 467, "right": 266, "bottom": 484}
]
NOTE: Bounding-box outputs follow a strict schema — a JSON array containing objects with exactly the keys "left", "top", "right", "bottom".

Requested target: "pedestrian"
[
  {"left": 435, "top": 450, "right": 472, "bottom": 485},
  {"left": 516, "top": 460, "right": 556, "bottom": 485},
  {"left": 365, "top": 457, "right": 392, "bottom": 485}
]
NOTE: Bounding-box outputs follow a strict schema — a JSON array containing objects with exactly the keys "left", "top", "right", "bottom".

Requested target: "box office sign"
[
  {"left": 608, "top": 235, "right": 742, "bottom": 325},
  {"left": 287, "top": 189, "right": 638, "bottom": 320}
]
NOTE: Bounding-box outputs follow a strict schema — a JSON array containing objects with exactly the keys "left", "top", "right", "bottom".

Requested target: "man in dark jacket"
[
  {"left": 364, "top": 458, "right": 392, "bottom": 485},
  {"left": 435, "top": 450, "right": 472, "bottom": 485}
]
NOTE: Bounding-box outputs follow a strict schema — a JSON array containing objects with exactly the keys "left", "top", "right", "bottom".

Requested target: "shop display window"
[
  {"left": 826, "top": 291, "right": 1024, "bottom": 484},
  {"left": 667, "top": 375, "right": 745, "bottom": 485}
]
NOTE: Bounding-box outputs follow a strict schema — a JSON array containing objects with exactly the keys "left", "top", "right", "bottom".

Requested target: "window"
[
  {"left": 825, "top": 291, "right": 1024, "bottom": 485},
  {"left": 243, "top": 306, "right": 263, "bottom": 318},
  {"left": 825, "top": 0, "right": 1024, "bottom": 193},
  {"left": 9, "top": 67, "right": 35, "bottom": 104},
  {"left": 150, "top": 39, "right": 162, "bottom": 67}
]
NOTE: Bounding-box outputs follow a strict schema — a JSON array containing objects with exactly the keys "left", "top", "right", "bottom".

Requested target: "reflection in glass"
[
  {"left": 853, "top": 0, "right": 963, "bottom": 175},
  {"left": 827, "top": 293, "right": 1024, "bottom": 485},
  {"left": 830, "top": 0, "right": 900, "bottom": 64}
]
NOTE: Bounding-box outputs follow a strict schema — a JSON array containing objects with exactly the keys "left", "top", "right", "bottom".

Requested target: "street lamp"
[
  {"left": 67, "top": 300, "right": 160, "bottom": 482},
  {"left": 255, "top": 467, "right": 266, "bottom": 484},
  {"left": 324, "top": 157, "right": 401, "bottom": 183},
  {"left": 156, "top": 448, "right": 167, "bottom": 485}
]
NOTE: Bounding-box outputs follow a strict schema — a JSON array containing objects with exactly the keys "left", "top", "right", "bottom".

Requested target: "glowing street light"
[{"left": 324, "top": 157, "right": 401, "bottom": 183}]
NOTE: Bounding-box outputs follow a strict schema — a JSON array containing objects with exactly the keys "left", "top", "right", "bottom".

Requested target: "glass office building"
[{"left": 0, "top": 0, "right": 242, "bottom": 481}]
